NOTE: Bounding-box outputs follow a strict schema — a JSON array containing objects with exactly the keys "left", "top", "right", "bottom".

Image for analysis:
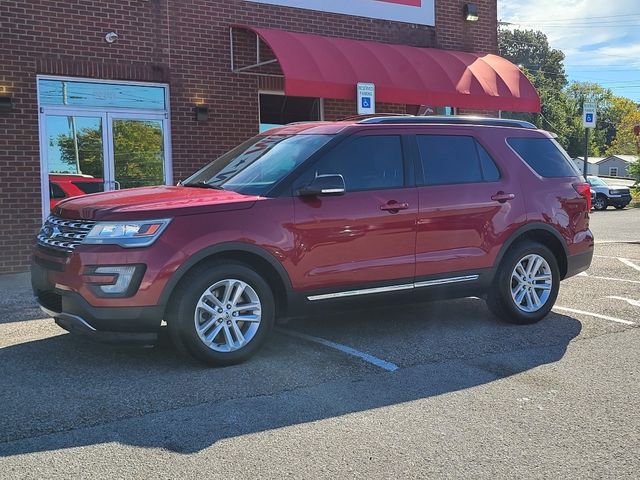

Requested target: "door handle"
[
  {"left": 491, "top": 192, "right": 515, "bottom": 203},
  {"left": 380, "top": 201, "right": 409, "bottom": 212}
]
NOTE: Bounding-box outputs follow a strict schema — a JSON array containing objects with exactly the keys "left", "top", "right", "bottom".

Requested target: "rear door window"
[
  {"left": 416, "top": 135, "right": 500, "bottom": 185},
  {"left": 507, "top": 137, "right": 579, "bottom": 177}
]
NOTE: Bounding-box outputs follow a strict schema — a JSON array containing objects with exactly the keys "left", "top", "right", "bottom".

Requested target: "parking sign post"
[{"left": 582, "top": 102, "right": 597, "bottom": 181}]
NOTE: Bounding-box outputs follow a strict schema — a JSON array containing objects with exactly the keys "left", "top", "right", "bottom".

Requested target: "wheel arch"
[
  {"left": 159, "top": 242, "right": 293, "bottom": 317},
  {"left": 494, "top": 223, "right": 569, "bottom": 279}
]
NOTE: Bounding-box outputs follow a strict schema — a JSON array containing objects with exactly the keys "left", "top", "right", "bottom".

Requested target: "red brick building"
[{"left": 0, "top": 0, "right": 538, "bottom": 274}]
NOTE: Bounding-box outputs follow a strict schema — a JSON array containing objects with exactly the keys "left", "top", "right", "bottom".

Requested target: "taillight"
[{"left": 573, "top": 183, "right": 591, "bottom": 210}]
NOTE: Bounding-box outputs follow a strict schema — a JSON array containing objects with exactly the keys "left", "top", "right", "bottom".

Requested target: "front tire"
[
  {"left": 167, "top": 261, "right": 275, "bottom": 366},
  {"left": 593, "top": 194, "right": 608, "bottom": 211},
  {"left": 487, "top": 242, "right": 560, "bottom": 325}
]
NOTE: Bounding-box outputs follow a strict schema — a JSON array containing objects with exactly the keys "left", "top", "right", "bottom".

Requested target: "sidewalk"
[{"left": 0, "top": 271, "right": 45, "bottom": 325}]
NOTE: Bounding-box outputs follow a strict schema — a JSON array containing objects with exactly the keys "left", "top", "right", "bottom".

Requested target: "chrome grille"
[{"left": 37, "top": 216, "right": 96, "bottom": 252}]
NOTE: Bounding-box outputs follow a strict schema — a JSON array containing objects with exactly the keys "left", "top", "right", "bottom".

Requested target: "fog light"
[{"left": 94, "top": 266, "right": 137, "bottom": 295}]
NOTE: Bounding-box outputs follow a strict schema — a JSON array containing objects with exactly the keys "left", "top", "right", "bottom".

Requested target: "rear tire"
[
  {"left": 166, "top": 261, "right": 275, "bottom": 366},
  {"left": 486, "top": 241, "right": 560, "bottom": 325},
  {"left": 593, "top": 194, "right": 608, "bottom": 211},
  {"left": 614, "top": 205, "right": 625, "bottom": 210}
]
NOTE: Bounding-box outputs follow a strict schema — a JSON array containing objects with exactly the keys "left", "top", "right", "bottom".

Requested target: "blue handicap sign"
[
  {"left": 361, "top": 97, "right": 371, "bottom": 109},
  {"left": 585, "top": 113, "right": 593, "bottom": 123}
]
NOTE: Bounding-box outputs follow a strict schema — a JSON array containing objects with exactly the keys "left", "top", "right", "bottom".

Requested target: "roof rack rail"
[
  {"left": 340, "top": 113, "right": 413, "bottom": 122},
  {"left": 358, "top": 115, "right": 537, "bottom": 129}
]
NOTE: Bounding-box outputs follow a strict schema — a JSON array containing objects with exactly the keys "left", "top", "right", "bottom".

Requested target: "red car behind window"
[{"left": 49, "top": 174, "right": 104, "bottom": 210}]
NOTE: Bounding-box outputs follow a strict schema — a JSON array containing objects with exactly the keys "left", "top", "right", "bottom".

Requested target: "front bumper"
[
  {"left": 608, "top": 195, "right": 632, "bottom": 207},
  {"left": 32, "top": 261, "right": 163, "bottom": 345}
]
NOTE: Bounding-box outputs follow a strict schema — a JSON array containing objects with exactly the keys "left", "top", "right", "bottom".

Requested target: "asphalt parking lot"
[{"left": 1, "top": 207, "right": 639, "bottom": 478}]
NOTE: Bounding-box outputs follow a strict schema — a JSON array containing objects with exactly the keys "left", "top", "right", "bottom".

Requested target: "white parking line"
[
  {"left": 575, "top": 272, "right": 640, "bottom": 285},
  {"left": 618, "top": 258, "right": 640, "bottom": 273},
  {"left": 553, "top": 306, "right": 636, "bottom": 326},
  {"left": 594, "top": 255, "right": 640, "bottom": 261},
  {"left": 594, "top": 240, "right": 640, "bottom": 245},
  {"left": 277, "top": 328, "right": 399, "bottom": 372},
  {"left": 607, "top": 296, "right": 640, "bottom": 308}
]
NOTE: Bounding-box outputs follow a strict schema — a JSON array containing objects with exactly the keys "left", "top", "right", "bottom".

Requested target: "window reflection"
[
  {"left": 39, "top": 80, "right": 166, "bottom": 110},
  {"left": 113, "top": 119, "right": 165, "bottom": 189}
]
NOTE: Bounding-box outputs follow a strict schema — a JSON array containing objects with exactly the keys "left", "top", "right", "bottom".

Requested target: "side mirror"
[{"left": 297, "top": 174, "right": 346, "bottom": 197}]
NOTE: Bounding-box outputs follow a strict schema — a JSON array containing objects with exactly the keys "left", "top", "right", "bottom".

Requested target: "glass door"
[
  {"left": 40, "top": 111, "right": 171, "bottom": 217},
  {"left": 42, "top": 112, "right": 108, "bottom": 213},
  {"left": 106, "top": 114, "right": 168, "bottom": 190},
  {"left": 38, "top": 77, "right": 172, "bottom": 219}
]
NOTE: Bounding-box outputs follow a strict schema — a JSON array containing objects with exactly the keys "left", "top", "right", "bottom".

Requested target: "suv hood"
[{"left": 54, "top": 186, "right": 261, "bottom": 221}]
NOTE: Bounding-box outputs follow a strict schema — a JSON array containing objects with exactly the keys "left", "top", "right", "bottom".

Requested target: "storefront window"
[
  {"left": 39, "top": 79, "right": 166, "bottom": 110},
  {"left": 259, "top": 94, "right": 321, "bottom": 132}
]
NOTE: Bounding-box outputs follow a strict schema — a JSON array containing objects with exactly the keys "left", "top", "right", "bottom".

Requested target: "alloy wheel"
[
  {"left": 194, "top": 279, "right": 262, "bottom": 352},
  {"left": 510, "top": 254, "right": 553, "bottom": 313}
]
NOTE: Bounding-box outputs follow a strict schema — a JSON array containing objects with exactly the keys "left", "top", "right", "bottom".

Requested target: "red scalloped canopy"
[{"left": 240, "top": 26, "right": 540, "bottom": 113}]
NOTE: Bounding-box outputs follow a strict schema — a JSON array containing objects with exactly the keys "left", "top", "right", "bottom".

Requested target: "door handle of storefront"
[
  {"left": 380, "top": 201, "right": 409, "bottom": 213},
  {"left": 491, "top": 191, "right": 516, "bottom": 203},
  {"left": 104, "top": 180, "right": 122, "bottom": 191}
]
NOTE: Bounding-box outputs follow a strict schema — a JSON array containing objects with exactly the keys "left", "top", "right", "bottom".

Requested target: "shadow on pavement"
[{"left": 0, "top": 302, "right": 582, "bottom": 456}]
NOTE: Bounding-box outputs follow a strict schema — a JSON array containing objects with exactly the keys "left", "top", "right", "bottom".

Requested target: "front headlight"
[{"left": 83, "top": 219, "right": 171, "bottom": 248}]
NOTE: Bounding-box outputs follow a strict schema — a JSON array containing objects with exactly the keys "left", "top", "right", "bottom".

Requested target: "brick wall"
[{"left": 0, "top": 0, "right": 497, "bottom": 273}]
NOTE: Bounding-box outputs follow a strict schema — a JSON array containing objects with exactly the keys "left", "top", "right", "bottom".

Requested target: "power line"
[
  {"left": 500, "top": 36, "right": 640, "bottom": 61},
  {"left": 500, "top": 12, "right": 640, "bottom": 23}
]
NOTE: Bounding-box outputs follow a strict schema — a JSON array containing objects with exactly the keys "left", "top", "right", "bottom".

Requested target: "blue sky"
[{"left": 498, "top": 0, "right": 640, "bottom": 102}]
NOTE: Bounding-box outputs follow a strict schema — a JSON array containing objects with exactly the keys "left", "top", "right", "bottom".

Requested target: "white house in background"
[
  {"left": 573, "top": 155, "right": 638, "bottom": 177},
  {"left": 573, "top": 157, "right": 602, "bottom": 175},
  {"left": 597, "top": 155, "right": 637, "bottom": 177}
]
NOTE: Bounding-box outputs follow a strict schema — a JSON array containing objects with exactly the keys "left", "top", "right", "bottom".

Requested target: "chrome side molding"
[
  {"left": 307, "top": 283, "right": 414, "bottom": 301},
  {"left": 414, "top": 275, "right": 479, "bottom": 288},
  {"left": 307, "top": 275, "right": 480, "bottom": 301}
]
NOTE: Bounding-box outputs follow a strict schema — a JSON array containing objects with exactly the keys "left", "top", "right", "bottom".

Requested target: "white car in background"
[{"left": 587, "top": 176, "right": 633, "bottom": 211}]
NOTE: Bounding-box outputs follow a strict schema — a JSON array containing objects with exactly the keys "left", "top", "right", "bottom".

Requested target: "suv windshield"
[
  {"left": 588, "top": 176, "right": 608, "bottom": 187},
  {"left": 183, "top": 134, "right": 334, "bottom": 196}
]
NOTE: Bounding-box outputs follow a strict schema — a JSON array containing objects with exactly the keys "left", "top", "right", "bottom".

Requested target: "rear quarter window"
[{"left": 507, "top": 137, "right": 579, "bottom": 178}]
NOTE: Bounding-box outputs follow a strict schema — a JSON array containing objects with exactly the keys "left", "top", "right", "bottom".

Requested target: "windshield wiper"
[{"left": 181, "top": 182, "right": 226, "bottom": 190}]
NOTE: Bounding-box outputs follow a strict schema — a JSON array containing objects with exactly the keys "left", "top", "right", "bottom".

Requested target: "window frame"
[
  {"left": 287, "top": 131, "right": 415, "bottom": 195},
  {"left": 609, "top": 167, "right": 618, "bottom": 177},
  {"left": 411, "top": 133, "right": 503, "bottom": 187}
]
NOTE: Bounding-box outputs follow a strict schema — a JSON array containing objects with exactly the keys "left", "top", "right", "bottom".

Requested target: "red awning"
[{"left": 236, "top": 26, "right": 540, "bottom": 113}]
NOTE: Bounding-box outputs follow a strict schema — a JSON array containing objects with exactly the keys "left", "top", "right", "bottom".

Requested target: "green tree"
[
  {"left": 498, "top": 28, "right": 572, "bottom": 148},
  {"left": 56, "top": 125, "right": 103, "bottom": 178},
  {"left": 605, "top": 97, "right": 640, "bottom": 156},
  {"left": 498, "top": 28, "right": 629, "bottom": 158},
  {"left": 564, "top": 82, "right": 613, "bottom": 157},
  {"left": 498, "top": 29, "right": 567, "bottom": 88}
]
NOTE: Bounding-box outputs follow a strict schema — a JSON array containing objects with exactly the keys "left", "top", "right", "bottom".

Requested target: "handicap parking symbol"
[
  {"left": 361, "top": 97, "right": 371, "bottom": 109},
  {"left": 585, "top": 113, "right": 593, "bottom": 123}
]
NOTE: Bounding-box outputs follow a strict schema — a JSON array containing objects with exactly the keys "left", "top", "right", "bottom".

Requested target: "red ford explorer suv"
[{"left": 32, "top": 116, "right": 594, "bottom": 366}]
